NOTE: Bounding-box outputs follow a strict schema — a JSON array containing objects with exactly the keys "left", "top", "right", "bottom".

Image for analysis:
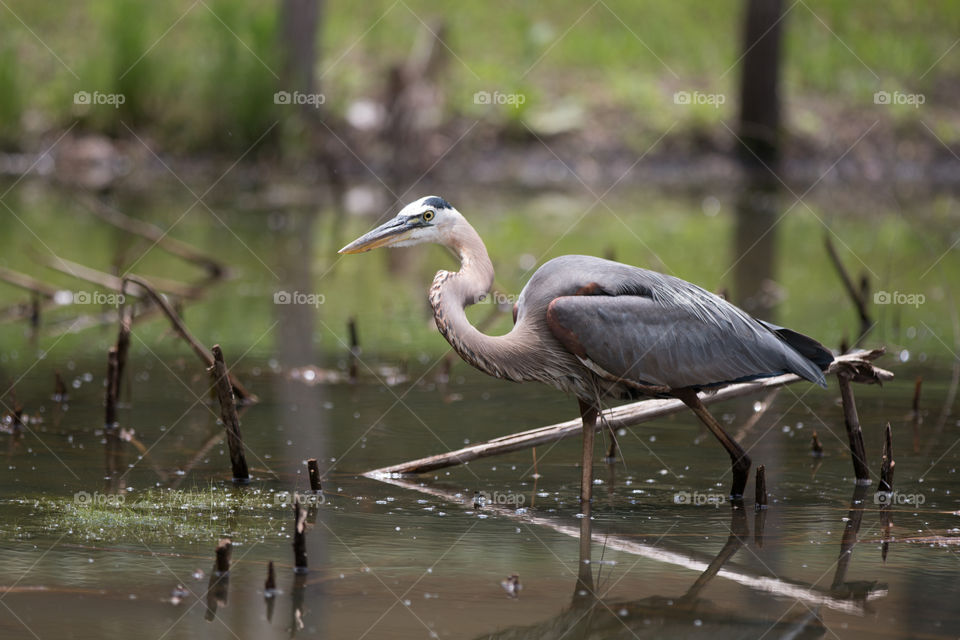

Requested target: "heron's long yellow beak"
[{"left": 338, "top": 217, "right": 413, "bottom": 254}]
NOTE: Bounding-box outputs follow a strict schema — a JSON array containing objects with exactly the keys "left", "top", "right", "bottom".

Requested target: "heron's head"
[{"left": 339, "top": 196, "right": 463, "bottom": 254}]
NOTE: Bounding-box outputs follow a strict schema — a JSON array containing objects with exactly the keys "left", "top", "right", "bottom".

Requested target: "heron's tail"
[{"left": 758, "top": 320, "right": 834, "bottom": 388}]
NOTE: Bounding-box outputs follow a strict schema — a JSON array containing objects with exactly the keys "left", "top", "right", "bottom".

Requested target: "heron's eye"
[{"left": 422, "top": 210, "right": 435, "bottom": 222}]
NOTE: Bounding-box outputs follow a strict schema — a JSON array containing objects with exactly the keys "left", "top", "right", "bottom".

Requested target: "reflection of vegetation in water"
[
  {"left": 23, "top": 485, "right": 304, "bottom": 543},
  {"left": 0, "top": 187, "right": 954, "bottom": 363}
]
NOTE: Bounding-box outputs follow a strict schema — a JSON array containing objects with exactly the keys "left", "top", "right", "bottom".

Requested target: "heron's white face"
[{"left": 338, "top": 196, "right": 462, "bottom": 254}]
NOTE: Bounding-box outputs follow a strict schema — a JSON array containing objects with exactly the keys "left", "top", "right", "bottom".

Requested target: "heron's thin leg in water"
[
  {"left": 578, "top": 399, "right": 598, "bottom": 504},
  {"left": 675, "top": 388, "right": 752, "bottom": 498}
]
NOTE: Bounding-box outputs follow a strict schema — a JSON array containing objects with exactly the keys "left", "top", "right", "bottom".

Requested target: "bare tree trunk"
[
  {"left": 733, "top": 0, "right": 786, "bottom": 320},
  {"left": 738, "top": 0, "right": 785, "bottom": 173}
]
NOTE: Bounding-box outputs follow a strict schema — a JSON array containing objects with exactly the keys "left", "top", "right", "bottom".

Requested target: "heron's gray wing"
[{"left": 546, "top": 293, "right": 828, "bottom": 389}]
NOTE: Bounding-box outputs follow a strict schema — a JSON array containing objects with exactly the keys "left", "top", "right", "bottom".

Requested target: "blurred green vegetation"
[
  {"left": 2, "top": 0, "right": 958, "bottom": 151},
  {"left": 0, "top": 185, "right": 953, "bottom": 368}
]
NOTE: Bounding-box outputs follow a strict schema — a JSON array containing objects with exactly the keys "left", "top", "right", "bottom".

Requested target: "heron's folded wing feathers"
[{"left": 546, "top": 293, "right": 827, "bottom": 389}]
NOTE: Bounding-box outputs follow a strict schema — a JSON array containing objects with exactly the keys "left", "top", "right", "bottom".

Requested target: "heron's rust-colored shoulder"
[
  {"left": 574, "top": 282, "right": 608, "bottom": 296},
  {"left": 545, "top": 298, "right": 587, "bottom": 358},
  {"left": 512, "top": 302, "right": 518, "bottom": 324}
]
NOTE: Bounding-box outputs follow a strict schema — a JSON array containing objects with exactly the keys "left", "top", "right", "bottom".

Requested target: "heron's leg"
[
  {"left": 675, "top": 389, "right": 752, "bottom": 498},
  {"left": 578, "top": 399, "right": 598, "bottom": 504}
]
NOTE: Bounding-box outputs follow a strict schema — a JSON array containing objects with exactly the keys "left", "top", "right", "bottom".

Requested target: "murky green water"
[{"left": 1, "top": 182, "right": 958, "bottom": 638}]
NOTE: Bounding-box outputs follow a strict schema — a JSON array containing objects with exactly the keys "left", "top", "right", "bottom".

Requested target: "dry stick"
[
  {"left": 123, "top": 275, "right": 254, "bottom": 402},
  {"left": 347, "top": 317, "right": 360, "bottom": 383},
  {"left": 837, "top": 373, "right": 872, "bottom": 485},
  {"left": 79, "top": 195, "right": 226, "bottom": 277},
  {"left": 824, "top": 234, "right": 872, "bottom": 347},
  {"left": 215, "top": 538, "right": 232, "bottom": 575},
  {"left": 104, "top": 346, "right": 119, "bottom": 430},
  {"left": 306, "top": 459, "right": 322, "bottom": 492},
  {"left": 42, "top": 255, "right": 200, "bottom": 300},
  {"left": 293, "top": 498, "right": 308, "bottom": 573},
  {"left": 878, "top": 422, "right": 895, "bottom": 493},
  {"left": 366, "top": 350, "right": 893, "bottom": 477},
  {"left": 53, "top": 370, "right": 67, "bottom": 401},
  {"left": 811, "top": 431, "right": 824, "bottom": 457},
  {"left": 265, "top": 561, "right": 277, "bottom": 592},
  {"left": 912, "top": 376, "right": 923, "bottom": 453},
  {"left": 210, "top": 345, "right": 250, "bottom": 483},
  {"left": 755, "top": 465, "right": 767, "bottom": 511},
  {"left": 0, "top": 266, "right": 60, "bottom": 298}
]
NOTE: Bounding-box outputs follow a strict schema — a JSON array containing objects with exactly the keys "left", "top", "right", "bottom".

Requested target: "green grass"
[{"left": 0, "top": 1, "right": 958, "bottom": 151}]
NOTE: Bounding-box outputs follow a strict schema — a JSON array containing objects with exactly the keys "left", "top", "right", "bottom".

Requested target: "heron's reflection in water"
[{"left": 478, "top": 490, "right": 888, "bottom": 640}]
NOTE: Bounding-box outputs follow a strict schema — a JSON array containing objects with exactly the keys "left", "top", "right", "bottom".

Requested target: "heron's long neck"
[{"left": 428, "top": 221, "right": 536, "bottom": 381}]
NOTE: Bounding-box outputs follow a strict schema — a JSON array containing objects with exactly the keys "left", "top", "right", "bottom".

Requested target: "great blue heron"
[{"left": 340, "top": 196, "right": 833, "bottom": 501}]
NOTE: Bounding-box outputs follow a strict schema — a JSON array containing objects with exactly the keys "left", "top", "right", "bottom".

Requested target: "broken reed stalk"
[
  {"left": 347, "top": 317, "right": 360, "bottom": 383},
  {"left": 365, "top": 349, "right": 892, "bottom": 477},
  {"left": 755, "top": 465, "right": 767, "bottom": 510},
  {"left": 104, "top": 346, "right": 119, "bottom": 430},
  {"left": 53, "top": 370, "right": 67, "bottom": 401},
  {"left": 210, "top": 345, "right": 250, "bottom": 483},
  {"left": 837, "top": 373, "right": 872, "bottom": 485},
  {"left": 824, "top": 234, "right": 872, "bottom": 346},
  {"left": 215, "top": 538, "right": 232, "bottom": 575},
  {"left": 912, "top": 376, "right": 922, "bottom": 415},
  {"left": 307, "top": 458, "right": 322, "bottom": 492},
  {"left": 265, "top": 561, "right": 277, "bottom": 592},
  {"left": 811, "top": 431, "right": 824, "bottom": 457},
  {"left": 878, "top": 422, "right": 895, "bottom": 493},
  {"left": 115, "top": 294, "right": 133, "bottom": 394},
  {"left": 293, "top": 498, "right": 308, "bottom": 573},
  {"left": 122, "top": 275, "right": 254, "bottom": 403}
]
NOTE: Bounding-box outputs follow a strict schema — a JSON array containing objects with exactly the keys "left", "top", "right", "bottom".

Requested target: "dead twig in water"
[
  {"left": 293, "top": 498, "right": 308, "bottom": 574},
  {"left": 824, "top": 234, "right": 872, "bottom": 347},
  {"left": 210, "top": 345, "right": 250, "bottom": 483}
]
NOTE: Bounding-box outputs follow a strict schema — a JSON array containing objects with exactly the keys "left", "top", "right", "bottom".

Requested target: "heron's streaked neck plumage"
[{"left": 428, "top": 217, "right": 540, "bottom": 382}]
